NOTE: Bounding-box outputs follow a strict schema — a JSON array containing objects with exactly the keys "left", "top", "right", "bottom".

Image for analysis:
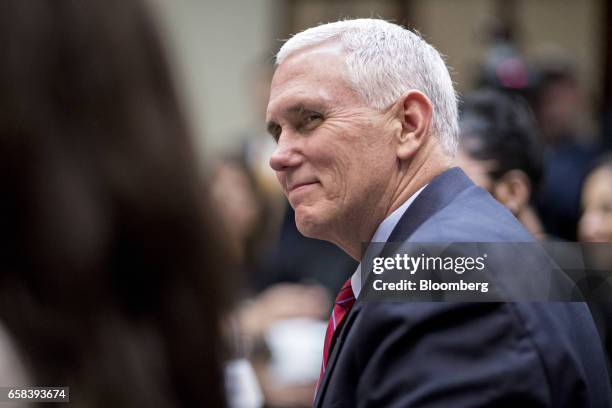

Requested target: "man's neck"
[
  {"left": 384, "top": 141, "right": 453, "bottom": 221},
  {"left": 337, "top": 142, "right": 453, "bottom": 260}
]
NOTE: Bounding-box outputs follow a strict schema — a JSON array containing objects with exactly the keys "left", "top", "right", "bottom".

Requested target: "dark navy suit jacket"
[{"left": 314, "top": 167, "right": 611, "bottom": 407}]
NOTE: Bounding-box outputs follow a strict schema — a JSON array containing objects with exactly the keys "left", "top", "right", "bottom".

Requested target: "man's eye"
[
  {"left": 269, "top": 124, "right": 281, "bottom": 142},
  {"left": 302, "top": 113, "right": 322, "bottom": 129}
]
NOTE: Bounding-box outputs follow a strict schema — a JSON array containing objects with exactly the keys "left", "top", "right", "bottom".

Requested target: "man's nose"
[{"left": 269, "top": 136, "right": 303, "bottom": 172}]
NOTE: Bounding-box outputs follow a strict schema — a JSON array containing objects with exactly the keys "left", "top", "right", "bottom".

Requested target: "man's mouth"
[{"left": 287, "top": 181, "right": 319, "bottom": 193}]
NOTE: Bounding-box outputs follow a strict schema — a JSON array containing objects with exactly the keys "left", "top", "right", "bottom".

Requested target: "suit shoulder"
[{"left": 411, "top": 186, "right": 535, "bottom": 242}]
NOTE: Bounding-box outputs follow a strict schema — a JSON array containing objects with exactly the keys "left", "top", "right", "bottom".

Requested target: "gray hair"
[{"left": 276, "top": 19, "right": 458, "bottom": 155}]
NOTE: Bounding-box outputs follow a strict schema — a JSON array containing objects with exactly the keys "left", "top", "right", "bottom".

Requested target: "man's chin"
[{"left": 294, "top": 208, "right": 329, "bottom": 240}]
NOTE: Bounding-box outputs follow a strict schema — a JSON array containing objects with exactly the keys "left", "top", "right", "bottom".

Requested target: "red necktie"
[{"left": 315, "top": 278, "right": 356, "bottom": 394}]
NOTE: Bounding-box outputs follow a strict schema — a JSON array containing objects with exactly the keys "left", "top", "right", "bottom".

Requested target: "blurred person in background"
[
  {"left": 457, "top": 89, "right": 548, "bottom": 240},
  {"left": 211, "top": 156, "right": 270, "bottom": 286},
  {"left": 211, "top": 156, "right": 334, "bottom": 407},
  {"left": 458, "top": 91, "right": 612, "bottom": 381},
  {"left": 532, "top": 60, "right": 601, "bottom": 241},
  {"left": 579, "top": 154, "right": 612, "bottom": 244},
  {"left": 476, "top": 17, "right": 535, "bottom": 102},
  {"left": 476, "top": 31, "right": 600, "bottom": 241},
  {"left": 578, "top": 154, "right": 612, "bottom": 383},
  {"left": 0, "top": 0, "right": 230, "bottom": 406}
]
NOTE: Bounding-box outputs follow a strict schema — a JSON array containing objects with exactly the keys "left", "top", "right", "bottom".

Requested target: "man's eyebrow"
[
  {"left": 286, "top": 103, "right": 308, "bottom": 115},
  {"left": 277, "top": 102, "right": 323, "bottom": 118},
  {"left": 286, "top": 103, "right": 323, "bottom": 116}
]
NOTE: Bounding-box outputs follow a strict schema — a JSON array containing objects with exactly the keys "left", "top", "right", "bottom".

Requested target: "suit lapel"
[
  {"left": 314, "top": 167, "right": 474, "bottom": 406},
  {"left": 387, "top": 167, "right": 474, "bottom": 242}
]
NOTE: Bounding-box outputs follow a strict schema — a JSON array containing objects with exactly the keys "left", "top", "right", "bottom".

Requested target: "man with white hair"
[{"left": 266, "top": 19, "right": 610, "bottom": 407}]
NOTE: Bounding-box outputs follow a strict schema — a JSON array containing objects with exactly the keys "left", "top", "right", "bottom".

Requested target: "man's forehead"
[
  {"left": 271, "top": 44, "right": 346, "bottom": 86},
  {"left": 267, "top": 45, "right": 356, "bottom": 119}
]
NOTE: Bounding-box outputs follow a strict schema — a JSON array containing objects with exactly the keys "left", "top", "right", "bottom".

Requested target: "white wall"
[{"left": 150, "top": 0, "right": 275, "bottom": 158}]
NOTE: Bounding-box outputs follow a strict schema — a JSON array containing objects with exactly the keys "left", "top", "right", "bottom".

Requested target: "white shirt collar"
[{"left": 351, "top": 185, "right": 427, "bottom": 299}]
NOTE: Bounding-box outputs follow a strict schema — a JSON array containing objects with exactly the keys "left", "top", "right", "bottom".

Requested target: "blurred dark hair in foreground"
[{"left": 0, "top": 0, "right": 229, "bottom": 406}]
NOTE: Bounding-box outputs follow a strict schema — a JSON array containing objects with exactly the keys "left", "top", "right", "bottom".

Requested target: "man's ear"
[
  {"left": 395, "top": 90, "right": 433, "bottom": 160},
  {"left": 492, "top": 170, "right": 532, "bottom": 214}
]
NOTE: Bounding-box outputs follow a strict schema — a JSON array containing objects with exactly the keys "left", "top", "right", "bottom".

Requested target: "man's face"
[{"left": 266, "top": 44, "right": 398, "bottom": 242}]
